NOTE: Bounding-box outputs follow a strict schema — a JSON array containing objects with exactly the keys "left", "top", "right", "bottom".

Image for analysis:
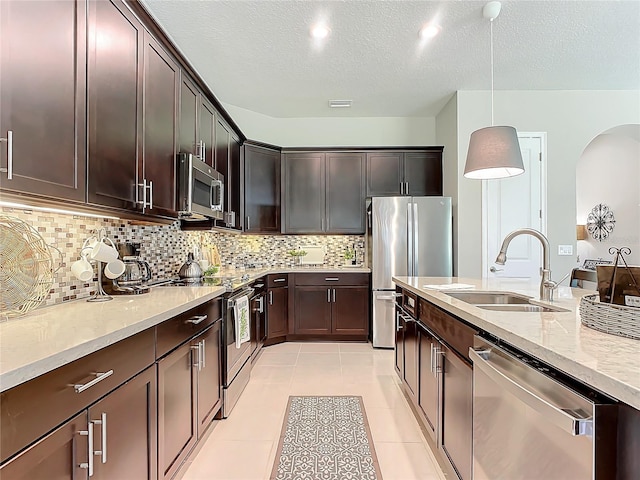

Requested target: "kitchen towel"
[{"left": 234, "top": 295, "right": 250, "bottom": 349}]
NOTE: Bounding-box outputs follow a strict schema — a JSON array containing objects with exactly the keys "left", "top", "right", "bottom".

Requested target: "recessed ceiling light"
[
  {"left": 311, "top": 24, "right": 330, "bottom": 39},
  {"left": 329, "top": 100, "right": 352, "bottom": 108},
  {"left": 419, "top": 23, "right": 441, "bottom": 39}
]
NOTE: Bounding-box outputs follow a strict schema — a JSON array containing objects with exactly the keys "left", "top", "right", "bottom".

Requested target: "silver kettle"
[{"left": 179, "top": 253, "right": 203, "bottom": 281}]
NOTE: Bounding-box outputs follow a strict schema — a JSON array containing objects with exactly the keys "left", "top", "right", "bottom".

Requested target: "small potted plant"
[
  {"left": 288, "top": 249, "right": 307, "bottom": 265},
  {"left": 343, "top": 247, "right": 355, "bottom": 266}
]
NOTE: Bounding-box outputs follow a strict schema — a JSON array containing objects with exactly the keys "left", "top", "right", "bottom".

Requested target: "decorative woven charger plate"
[
  {"left": 580, "top": 294, "right": 640, "bottom": 340},
  {"left": 0, "top": 215, "right": 56, "bottom": 318}
]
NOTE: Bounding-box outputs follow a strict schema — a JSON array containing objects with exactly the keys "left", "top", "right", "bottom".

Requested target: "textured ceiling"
[{"left": 141, "top": 0, "right": 640, "bottom": 118}]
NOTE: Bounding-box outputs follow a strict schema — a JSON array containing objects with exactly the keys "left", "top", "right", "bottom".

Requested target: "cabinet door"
[
  {"left": 214, "top": 119, "right": 229, "bottom": 182},
  {"left": 403, "top": 151, "right": 443, "bottom": 196},
  {"left": 366, "top": 152, "right": 403, "bottom": 196},
  {"left": 283, "top": 152, "right": 325, "bottom": 233},
  {"left": 418, "top": 329, "right": 438, "bottom": 439},
  {"left": 0, "top": 0, "right": 86, "bottom": 202},
  {"left": 294, "top": 286, "right": 332, "bottom": 335},
  {"left": 228, "top": 135, "right": 241, "bottom": 229},
  {"left": 90, "top": 366, "right": 157, "bottom": 480},
  {"left": 403, "top": 317, "right": 419, "bottom": 400},
  {"left": 157, "top": 342, "right": 197, "bottom": 480},
  {"left": 441, "top": 347, "right": 473, "bottom": 480},
  {"left": 179, "top": 74, "right": 198, "bottom": 156},
  {"left": 199, "top": 99, "right": 215, "bottom": 166},
  {"left": 87, "top": 0, "right": 143, "bottom": 210},
  {"left": 244, "top": 145, "right": 280, "bottom": 233},
  {"left": 0, "top": 411, "right": 88, "bottom": 480},
  {"left": 267, "top": 287, "right": 288, "bottom": 338},
  {"left": 195, "top": 321, "right": 222, "bottom": 436},
  {"left": 332, "top": 286, "right": 369, "bottom": 335},
  {"left": 326, "top": 152, "right": 365, "bottom": 233},
  {"left": 143, "top": 33, "right": 178, "bottom": 217}
]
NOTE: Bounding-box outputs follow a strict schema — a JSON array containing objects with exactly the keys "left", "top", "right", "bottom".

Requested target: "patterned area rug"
[{"left": 270, "top": 396, "right": 382, "bottom": 480}]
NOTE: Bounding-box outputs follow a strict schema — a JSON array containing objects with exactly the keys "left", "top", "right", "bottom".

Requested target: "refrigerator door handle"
[
  {"left": 407, "top": 202, "right": 413, "bottom": 276},
  {"left": 413, "top": 202, "right": 419, "bottom": 275}
]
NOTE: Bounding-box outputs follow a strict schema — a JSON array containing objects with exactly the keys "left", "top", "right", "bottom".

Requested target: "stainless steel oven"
[
  {"left": 471, "top": 336, "right": 617, "bottom": 480},
  {"left": 177, "top": 152, "right": 224, "bottom": 221},
  {"left": 220, "top": 286, "right": 255, "bottom": 418}
]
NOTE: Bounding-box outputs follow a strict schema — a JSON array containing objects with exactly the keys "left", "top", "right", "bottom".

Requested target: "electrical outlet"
[
  {"left": 625, "top": 296, "right": 640, "bottom": 308},
  {"left": 558, "top": 245, "right": 573, "bottom": 256}
]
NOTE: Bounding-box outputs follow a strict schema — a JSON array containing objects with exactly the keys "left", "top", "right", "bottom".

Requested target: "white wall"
[
  {"left": 436, "top": 93, "right": 459, "bottom": 275},
  {"left": 576, "top": 128, "right": 640, "bottom": 265},
  {"left": 451, "top": 90, "right": 640, "bottom": 279},
  {"left": 223, "top": 103, "right": 436, "bottom": 147}
]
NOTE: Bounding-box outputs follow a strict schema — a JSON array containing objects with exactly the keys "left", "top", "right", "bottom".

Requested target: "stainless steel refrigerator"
[{"left": 368, "top": 196, "right": 452, "bottom": 348}]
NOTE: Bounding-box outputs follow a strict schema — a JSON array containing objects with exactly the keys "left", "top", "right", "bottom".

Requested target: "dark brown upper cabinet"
[
  {"left": 229, "top": 134, "right": 241, "bottom": 229},
  {"left": 283, "top": 152, "right": 325, "bottom": 233},
  {"left": 215, "top": 119, "right": 241, "bottom": 229},
  {"left": 325, "top": 152, "right": 366, "bottom": 233},
  {"left": 87, "top": 0, "right": 143, "bottom": 211},
  {"left": 178, "top": 75, "right": 217, "bottom": 168},
  {"left": 0, "top": 0, "right": 87, "bottom": 202},
  {"left": 366, "top": 149, "right": 443, "bottom": 197},
  {"left": 283, "top": 151, "right": 365, "bottom": 234},
  {"left": 243, "top": 144, "right": 281, "bottom": 233},
  {"left": 142, "top": 33, "right": 179, "bottom": 217}
]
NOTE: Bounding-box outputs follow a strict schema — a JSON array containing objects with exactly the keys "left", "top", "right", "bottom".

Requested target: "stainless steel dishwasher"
[{"left": 470, "top": 336, "right": 618, "bottom": 480}]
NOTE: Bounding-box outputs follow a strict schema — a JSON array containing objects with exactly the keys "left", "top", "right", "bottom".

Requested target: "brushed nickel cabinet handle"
[
  {"left": 79, "top": 422, "right": 94, "bottom": 476},
  {"left": 325, "top": 277, "right": 339, "bottom": 281},
  {"left": 191, "top": 344, "right": 201, "bottom": 371},
  {"left": 185, "top": 314, "right": 208, "bottom": 325},
  {"left": 269, "top": 290, "right": 273, "bottom": 305},
  {"left": 74, "top": 370, "right": 114, "bottom": 393},
  {"left": 273, "top": 278, "right": 286, "bottom": 283},
  {"left": 327, "top": 289, "right": 331, "bottom": 303},
  {"left": 201, "top": 339, "right": 206, "bottom": 369},
  {"left": 92, "top": 412, "right": 107, "bottom": 464},
  {"left": 332, "top": 288, "right": 336, "bottom": 303}
]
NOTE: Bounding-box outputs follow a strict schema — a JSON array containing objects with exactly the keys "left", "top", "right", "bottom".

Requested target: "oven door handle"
[{"left": 469, "top": 347, "right": 593, "bottom": 436}]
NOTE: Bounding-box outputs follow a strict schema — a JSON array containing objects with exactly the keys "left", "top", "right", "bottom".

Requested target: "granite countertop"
[
  {"left": 393, "top": 276, "right": 640, "bottom": 410},
  {"left": 0, "top": 266, "right": 370, "bottom": 393}
]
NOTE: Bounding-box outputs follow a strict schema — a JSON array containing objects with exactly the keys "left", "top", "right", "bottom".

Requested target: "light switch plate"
[{"left": 558, "top": 245, "right": 573, "bottom": 256}]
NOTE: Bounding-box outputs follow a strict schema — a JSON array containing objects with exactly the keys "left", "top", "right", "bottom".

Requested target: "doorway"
[{"left": 483, "top": 133, "right": 547, "bottom": 278}]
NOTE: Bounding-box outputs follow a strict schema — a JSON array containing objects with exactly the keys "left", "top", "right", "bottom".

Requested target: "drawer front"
[
  {"left": 294, "top": 273, "right": 370, "bottom": 286},
  {"left": 267, "top": 274, "right": 289, "bottom": 288},
  {"left": 0, "top": 327, "right": 155, "bottom": 464},
  {"left": 419, "top": 298, "right": 478, "bottom": 362},
  {"left": 156, "top": 299, "right": 222, "bottom": 359}
]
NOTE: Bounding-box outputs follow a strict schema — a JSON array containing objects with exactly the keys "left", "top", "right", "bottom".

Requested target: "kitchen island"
[{"left": 392, "top": 276, "right": 640, "bottom": 409}]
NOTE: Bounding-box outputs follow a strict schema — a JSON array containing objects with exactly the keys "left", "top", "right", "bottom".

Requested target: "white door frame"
[{"left": 481, "top": 132, "right": 548, "bottom": 278}]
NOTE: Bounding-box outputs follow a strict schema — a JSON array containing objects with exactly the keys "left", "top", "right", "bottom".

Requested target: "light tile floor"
[{"left": 181, "top": 342, "right": 446, "bottom": 480}]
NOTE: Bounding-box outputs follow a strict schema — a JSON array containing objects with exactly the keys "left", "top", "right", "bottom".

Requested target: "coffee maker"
[{"left": 103, "top": 242, "right": 152, "bottom": 295}]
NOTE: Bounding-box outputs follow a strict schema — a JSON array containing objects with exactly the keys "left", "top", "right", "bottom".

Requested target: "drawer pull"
[
  {"left": 273, "top": 278, "right": 286, "bottom": 283},
  {"left": 185, "top": 314, "right": 208, "bottom": 325},
  {"left": 253, "top": 283, "right": 265, "bottom": 288},
  {"left": 74, "top": 370, "right": 114, "bottom": 393},
  {"left": 78, "top": 422, "right": 94, "bottom": 476},
  {"left": 325, "top": 277, "right": 339, "bottom": 281}
]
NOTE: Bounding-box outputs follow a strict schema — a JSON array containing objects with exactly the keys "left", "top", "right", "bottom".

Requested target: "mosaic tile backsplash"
[{"left": 1, "top": 207, "right": 365, "bottom": 310}]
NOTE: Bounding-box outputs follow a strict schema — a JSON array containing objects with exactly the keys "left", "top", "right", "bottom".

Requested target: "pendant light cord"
[{"left": 490, "top": 18, "right": 494, "bottom": 126}]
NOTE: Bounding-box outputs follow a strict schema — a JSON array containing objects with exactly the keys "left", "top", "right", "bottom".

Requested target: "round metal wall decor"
[{"left": 586, "top": 204, "right": 616, "bottom": 242}]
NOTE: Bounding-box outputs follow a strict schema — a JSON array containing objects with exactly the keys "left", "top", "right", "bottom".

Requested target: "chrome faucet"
[{"left": 494, "top": 228, "right": 557, "bottom": 301}]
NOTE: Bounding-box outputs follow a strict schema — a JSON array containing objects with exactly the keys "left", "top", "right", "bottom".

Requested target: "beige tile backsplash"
[{"left": 1, "top": 207, "right": 364, "bottom": 309}]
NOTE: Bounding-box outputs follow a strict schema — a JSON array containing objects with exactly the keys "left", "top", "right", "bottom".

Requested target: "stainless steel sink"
[
  {"left": 445, "top": 291, "right": 531, "bottom": 305},
  {"left": 444, "top": 291, "right": 569, "bottom": 313},
  {"left": 476, "top": 304, "right": 569, "bottom": 313}
]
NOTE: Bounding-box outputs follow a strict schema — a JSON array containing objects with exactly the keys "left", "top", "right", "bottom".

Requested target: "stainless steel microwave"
[{"left": 177, "top": 153, "right": 224, "bottom": 221}]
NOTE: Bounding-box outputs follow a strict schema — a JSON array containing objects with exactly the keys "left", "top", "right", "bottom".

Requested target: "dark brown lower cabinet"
[
  {"left": 267, "top": 287, "right": 289, "bottom": 339},
  {"left": 0, "top": 412, "right": 88, "bottom": 479},
  {"left": 440, "top": 346, "right": 473, "bottom": 480},
  {"left": 395, "top": 309, "right": 404, "bottom": 376},
  {"left": 403, "top": 316, "right": 419, "bottom": 399},
  {"left": 294, "top": 285, "right": 369, "bottom": 337},
  {"left": 418, "top": 327, "right": 439, "bottom": 440},
  {"left": 158, "top": 321, "right": 222, "bottom": 480},
  {"left": 89, "top": 366, "right": 157, "bottom": 480},
  {"left": 0, "top": 366, "right": 156, "bottom": 480}
]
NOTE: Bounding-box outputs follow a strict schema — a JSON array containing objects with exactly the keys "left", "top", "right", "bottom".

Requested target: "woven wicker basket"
[{"left": 580, "top": 294, "right": 640, "bottom": 340}]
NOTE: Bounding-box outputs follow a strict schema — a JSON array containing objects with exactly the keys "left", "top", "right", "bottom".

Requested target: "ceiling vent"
[{"left": 328, "top": 100, "right": 352, "bottom": 108}]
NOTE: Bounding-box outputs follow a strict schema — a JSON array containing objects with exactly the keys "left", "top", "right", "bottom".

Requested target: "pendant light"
[{"left": 464, "top": 1, "right": 524, "bottom": 180}]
